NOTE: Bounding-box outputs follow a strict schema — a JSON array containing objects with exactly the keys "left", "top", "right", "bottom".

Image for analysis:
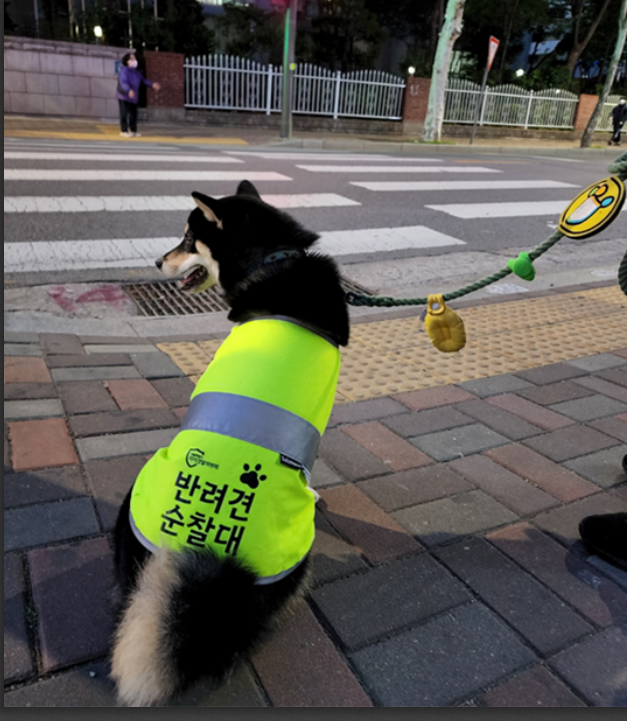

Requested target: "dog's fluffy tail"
[{"left": 110, "top": 548, "right": 274, "bottom": 706}]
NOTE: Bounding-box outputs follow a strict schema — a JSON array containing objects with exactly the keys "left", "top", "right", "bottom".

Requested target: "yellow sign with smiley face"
[{"left": 559, "top": 176, "right": 625, "bottom": 239}]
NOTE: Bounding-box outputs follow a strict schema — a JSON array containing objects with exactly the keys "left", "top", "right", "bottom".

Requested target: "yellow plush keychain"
[{"left": 424, "top": 294, "right": 466, "bottom": 353}]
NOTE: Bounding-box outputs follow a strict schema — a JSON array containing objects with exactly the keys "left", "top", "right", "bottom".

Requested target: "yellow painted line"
[{"left": 4, "top": 130, "right": 249, "bottom": 145}]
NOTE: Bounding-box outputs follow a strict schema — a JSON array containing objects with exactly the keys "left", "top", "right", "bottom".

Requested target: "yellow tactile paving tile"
[
  {"left": 460, "top": 296, "right": 621, "bottom": 334},
  {"left": 574, "top": 285, "right": 627, "bottom": 306},
  {"left": 197, "top": 340, "right": 225, "bottom": 363},
  {"left": 393, "top": 345, "right": 526, "bottom": 385},
  {"left": 337, "top": 346, "right": 437, "bottom": 401},
  {"left": 349, "top": 317, "right": 425, "bottom": 351},
  {"left": 156, "top": 286, "right": 627, "bottom": 402},
  {"left": 157, "top": 342, "right": 211, "bottom": 377}
]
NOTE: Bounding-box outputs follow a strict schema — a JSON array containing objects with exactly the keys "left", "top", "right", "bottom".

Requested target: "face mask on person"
[{"left": 128, "top": 59, "right": 138, "bottom": 69}]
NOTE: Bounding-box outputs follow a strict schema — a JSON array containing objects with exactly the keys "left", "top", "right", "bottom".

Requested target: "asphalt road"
[{"left": 4, "top": 137, "right": 625, "bottom": 300}]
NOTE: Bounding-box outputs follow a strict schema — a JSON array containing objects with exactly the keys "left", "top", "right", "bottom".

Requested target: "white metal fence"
[
  {"left": 444, "top": 78, "right": 578, "bottom": 129},
  {"left": 184, "top": 54, "right": 406, "bottom": 120},
  {"left": 597, "top": 94, "right": 626, "bottom": 133}
]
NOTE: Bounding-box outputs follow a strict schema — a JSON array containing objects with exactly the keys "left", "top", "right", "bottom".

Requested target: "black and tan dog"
[{"left": 110, "top": 180, "right": 349, "bottom": 706}]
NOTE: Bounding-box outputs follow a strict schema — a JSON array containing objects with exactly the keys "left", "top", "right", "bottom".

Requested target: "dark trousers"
[
  {"left": 611, "top": 123, "right": 623, "bottom": 144},
  {"left": 119, "top": 100, "right": 138, "bottom": 133}
]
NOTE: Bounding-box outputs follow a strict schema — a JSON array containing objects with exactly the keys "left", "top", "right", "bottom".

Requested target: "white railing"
[
  {"left": 184, "top": 54, "right": 406, "bottom": 120},
  {"left": 597, "top": 94, "right": 626, "bottom": 133},
  {"left": 444, "top": 78, "right": 579, "bottom": 129}
]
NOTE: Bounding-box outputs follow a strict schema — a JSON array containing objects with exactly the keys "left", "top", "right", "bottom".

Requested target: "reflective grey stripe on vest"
[{"left": 180, "top": 391, "right": 321, "bottom": 475}]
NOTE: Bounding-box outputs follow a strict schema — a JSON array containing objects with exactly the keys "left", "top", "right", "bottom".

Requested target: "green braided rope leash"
[{"left": 346, "top": 152, "right": 627, "bottom": 308}]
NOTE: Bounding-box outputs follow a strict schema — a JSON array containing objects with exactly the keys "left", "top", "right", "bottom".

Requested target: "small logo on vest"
[
  {"left": 240, "top": 463, "right": 267, "bottom": 489},
  {"left": 186, "top": 448, "right": 219, "bottom": 470}
]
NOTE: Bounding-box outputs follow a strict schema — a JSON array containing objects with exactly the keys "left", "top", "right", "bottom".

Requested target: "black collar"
[{"left": 245, "top": 248, "right": 305, "bottom": 277}]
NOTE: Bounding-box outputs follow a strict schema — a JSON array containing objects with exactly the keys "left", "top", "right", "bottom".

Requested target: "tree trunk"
[
  {"left": 580, "top": 0, "right": 627, "bottom": 148},
  {"left": 422, "top": 0, "right": 466, "bottom": 142},
  {"left": 498, "top": 0, "right": 519, "bottom": 83},
  {"left": 429, "top": 0, "right": 445, "bottom": 67}
]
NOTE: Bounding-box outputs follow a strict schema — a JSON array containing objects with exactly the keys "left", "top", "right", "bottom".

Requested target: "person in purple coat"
[{"left": 116, "top": 52, "right": 161, "bottom": 138}]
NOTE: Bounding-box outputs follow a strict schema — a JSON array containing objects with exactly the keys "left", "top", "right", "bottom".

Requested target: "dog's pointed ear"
[
  {"left": 192, "top": 192, "right": 223, "bottom": 226},
  {"left": 236, "top": 180, "right": 261, "bottom": 199}
]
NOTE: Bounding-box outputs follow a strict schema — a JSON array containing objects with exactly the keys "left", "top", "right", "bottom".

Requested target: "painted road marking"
[
  {"left": 5, "top": 227, "right": 464, "bottom": 273},
  {"left": 297, "top": 165, "right": 501, "bottom": 173},
  {"left": 4, "top": 193, "right": 360, "bottom": 213},
  {"left": 425, "top": 200, "right": 627, "bottom": 219},
  {"left": 5, "top": 238, "right": 181, "bottom": 273},
  {"left": 351, "top": 180, "right": 579, "bottom": 192},
  {"left": 3, "top": 170, "right": 292, "bottom": 182},
  {"left": 225, "top": 152, "right": 440, "bottom": 161},
  {"left": 3, "top": 152, "right": 244, "bottom": 164},
  {"left": 317, "top": 226, "right": 465, "bottom": 256}
]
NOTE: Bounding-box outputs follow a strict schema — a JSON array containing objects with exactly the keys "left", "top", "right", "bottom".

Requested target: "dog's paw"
[{"left": 240, "top": 463, "right": 267, "bottom": 489}]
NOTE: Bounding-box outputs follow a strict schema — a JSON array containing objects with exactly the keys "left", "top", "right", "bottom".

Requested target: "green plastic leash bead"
[{"left": 507, "top": 252, "right": 535, "bottom": 281}]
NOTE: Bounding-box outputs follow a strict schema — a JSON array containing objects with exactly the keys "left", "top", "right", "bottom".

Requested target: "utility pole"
[
  {"left": 127, "top": 0, "right": 133, "bottom": 48},
  {"left": 279, "top": 0, "right": 297, "bottom": 139},
  {"left": 33, "top": 0, "right": 40, "bottom": 38},
  {"left": 68, "top": 0, "right": 74, "bottom": 40},
  {"left": 470, "top": 35, "right": 499, "bottom": 145}
]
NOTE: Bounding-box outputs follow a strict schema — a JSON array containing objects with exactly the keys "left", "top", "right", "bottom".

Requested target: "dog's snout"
[{"left": 155, "top": 257, "right": 163, "bottom": 270}]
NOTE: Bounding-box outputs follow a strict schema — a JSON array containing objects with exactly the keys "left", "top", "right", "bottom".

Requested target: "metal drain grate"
[{"left": 124, "top": 277, "right": 375, "bottom": 317}]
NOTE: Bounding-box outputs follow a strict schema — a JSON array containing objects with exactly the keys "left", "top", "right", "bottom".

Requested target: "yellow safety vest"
[{"left": 130, "top": 317, "right": 341, "bottom": 583}]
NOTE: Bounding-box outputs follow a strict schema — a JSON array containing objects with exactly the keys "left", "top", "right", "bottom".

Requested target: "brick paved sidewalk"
[{"left": 4, "top": 331, "right": 627, "bottom": 707}]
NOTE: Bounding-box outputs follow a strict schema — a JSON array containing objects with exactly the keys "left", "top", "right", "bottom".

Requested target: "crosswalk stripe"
[
  {"left": 5, "top": 226, "right": 465, "bottom": 273},
  {"left": 3, "top": 193, "right": 359, "bottom": 214},
  {"left": 5, "top": 238, "right": 178, "bottom": 273},
  {"left": 424, "top": 200, "right": 627, "bottom": 219},
  {"left": 225, "top": 152, "right": 440, "bottom": 161},
  {"left": 3, "top": 152, "right": 244, "bottom": 164},
  {"left": 351, "top": 180, "right": 578, "bottom": 192},
  {"left": 297, "top": 165, "right": 501, "bottom": 174},
  {"left": 4, "top": 170, "right": 292, "bottom": 182},
  {"left": 317, "top": 226, "right": 466, "bottom": 256}
]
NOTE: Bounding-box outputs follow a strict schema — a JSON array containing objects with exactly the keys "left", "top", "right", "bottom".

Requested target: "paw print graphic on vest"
[{"left": 240, "top": 463, "right": 267, "bottom": 489}]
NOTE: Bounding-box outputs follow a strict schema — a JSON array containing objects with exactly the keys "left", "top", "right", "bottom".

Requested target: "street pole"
[
  {"left": 469, "top": 64, "right": 488, "bottom": 145},
  {"left": 127, "top": 0, "right": 133, "bottom": 48},
  {"left": 470, "top": 35, "right": 499, "bottom": 145},
  {"left": 280, "top": 0, "right": 297, "bottom": 139},
  {"left": 33, "top": 0, "right": 40, "bottom": 38},
  {"left": 67, "top": 0, "right": 74, "bottom": 40}
]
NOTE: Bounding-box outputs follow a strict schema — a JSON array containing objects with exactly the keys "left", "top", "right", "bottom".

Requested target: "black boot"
[{"left": 578, "top": 456, "right": 627, "bottom": 569}]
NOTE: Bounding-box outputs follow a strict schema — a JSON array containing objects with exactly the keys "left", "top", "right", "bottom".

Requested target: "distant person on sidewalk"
[
  {"left": 116, "top": 52, "right": 160, "bottom": 138},
  {"left": 608, "top": 98, "right": 627, "bottom": 146}
]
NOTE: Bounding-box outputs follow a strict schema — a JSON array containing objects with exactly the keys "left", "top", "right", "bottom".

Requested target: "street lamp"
[
  {"left": 515, "top": 68, "right": 525, "bottom": 77},
  {"left": 408, "top": 66, "right": 416, "bottom": 76},
  {"left": 94, "top": 26, "right": 103, "bottom": 38}
]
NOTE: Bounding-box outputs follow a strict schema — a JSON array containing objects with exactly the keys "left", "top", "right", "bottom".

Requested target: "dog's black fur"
[{"left": 110, "top": 180, "right": 349, "bottom": 706}]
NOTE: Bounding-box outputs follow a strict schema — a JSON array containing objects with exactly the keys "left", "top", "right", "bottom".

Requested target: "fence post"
[
  {"left": 524, "top": 90, "right": 533, "bottom": 129},
  {"left": 266, "top": 64, "right": 273, "bottom": 115},
  {"left": 479, "top": 86, "right": 488, "bottom": 125},
  {"left": 332, "top": 70, "right": 341, "bottom": 120}
]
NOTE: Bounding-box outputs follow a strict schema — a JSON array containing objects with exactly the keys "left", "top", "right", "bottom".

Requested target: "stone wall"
[
  {"left": 182, "top": 108, "right": 402, "bottom": 135},
  {"left": 4, "top": 36, "right": 129, "bottom": 119}
]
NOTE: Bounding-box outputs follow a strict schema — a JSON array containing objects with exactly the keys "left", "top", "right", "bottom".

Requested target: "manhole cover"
[{"left": 124, "top": 277, "right": 375, "bottom": 317}]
